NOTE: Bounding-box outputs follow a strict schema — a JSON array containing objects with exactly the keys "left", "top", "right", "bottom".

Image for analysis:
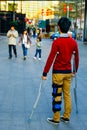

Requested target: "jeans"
[
  {"left": 35, "top": 49, "right": 41, "bottom": 58},
  {"left": 22, "top": 44, "right": 28, "bottom": 57},
  {"left": 8, "top": 45, "right": 17, "bottom": 58}
]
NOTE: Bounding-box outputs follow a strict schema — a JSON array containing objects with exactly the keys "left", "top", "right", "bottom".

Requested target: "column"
[{"left": 84, "top": 0, "right": 87, "bottom": 43}]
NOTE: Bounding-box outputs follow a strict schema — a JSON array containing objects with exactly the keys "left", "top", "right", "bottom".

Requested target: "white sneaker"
[
  {"left": 33, "top": 57, "right": 37, "bottom": 60},
  {"left": 38, "top": 58, "right": 41, "bottom": 60}
]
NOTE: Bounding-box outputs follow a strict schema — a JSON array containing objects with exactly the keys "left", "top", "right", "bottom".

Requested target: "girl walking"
[{"left": 19, "top": 29, "right": 32, "bottom": 60}]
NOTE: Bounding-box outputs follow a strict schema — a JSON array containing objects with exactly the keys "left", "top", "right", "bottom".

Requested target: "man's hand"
[
  {"left": 18, "top": 42, "right": 21, "bottom": 46},
  {"left": 30, "top": 42, "right": 32, "bottom": 46},
  {"left": 42, "top": 76, "right": 47, "bottom": 80},
  {"left": 11, "top": 34, "right": 14, "bottom": 36},
  {"left": 71, "top": 72, "right": 75, "bottom": 77}
]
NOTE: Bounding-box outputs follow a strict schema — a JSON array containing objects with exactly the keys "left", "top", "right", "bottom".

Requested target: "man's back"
[
  {"left": 53, "top": 37, "right": 79, "bottom": 72},
  {"left": 43, "top": 36, "right": 79, "bottom": 75}
]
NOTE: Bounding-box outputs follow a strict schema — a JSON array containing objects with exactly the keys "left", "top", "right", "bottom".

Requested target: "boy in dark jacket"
[{"left": 42, "top": 17, "right": 79, "bottom": 125}]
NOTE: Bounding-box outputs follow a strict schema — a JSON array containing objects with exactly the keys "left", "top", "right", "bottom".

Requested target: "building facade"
[{"left": 0, "top": 1, "right": 56, "bottom": 20}]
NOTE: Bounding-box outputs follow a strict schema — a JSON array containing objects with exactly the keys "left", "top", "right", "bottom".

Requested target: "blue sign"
[{"left": 38, "top": 20, "right": 46, "bottom": 29}]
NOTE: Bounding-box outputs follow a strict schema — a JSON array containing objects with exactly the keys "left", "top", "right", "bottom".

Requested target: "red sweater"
[{"left": 43, "top": 36, "right": 79, "bottom": 76}]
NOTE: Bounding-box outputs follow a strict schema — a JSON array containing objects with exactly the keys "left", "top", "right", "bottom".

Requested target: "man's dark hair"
[
  {"left": 10, "top": 24, "right": 15, "bottom": 28},
  {"left": 58, "top": 17, "right": 71, "bottom": 33}
]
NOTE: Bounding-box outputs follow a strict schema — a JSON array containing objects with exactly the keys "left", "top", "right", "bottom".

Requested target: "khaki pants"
[{"left": 52, "top": 73, "right": 72, "bottom": 121}]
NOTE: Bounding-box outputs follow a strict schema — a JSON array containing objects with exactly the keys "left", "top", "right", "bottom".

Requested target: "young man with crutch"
[{"left": 42, "top": 17, "right": 79, "bottom": 125}]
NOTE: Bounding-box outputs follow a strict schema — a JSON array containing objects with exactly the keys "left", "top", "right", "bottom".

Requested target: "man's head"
[
  {"left": 58, "top": 17, "right": 71, "bottom": 33},
  {"left": 10, "top": 25, "right": 15, "bottom": 31}
]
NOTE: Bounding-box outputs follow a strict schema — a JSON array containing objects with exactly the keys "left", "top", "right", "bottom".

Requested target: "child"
[
  {"left": 42, "top": 17, "right": 79, "bottom": 125},
  {"left": 19, "top": 29, "right": 32, "bottom": 60},
  {"left": 33, "top": 37, "right": 42, "bottom": 60}
]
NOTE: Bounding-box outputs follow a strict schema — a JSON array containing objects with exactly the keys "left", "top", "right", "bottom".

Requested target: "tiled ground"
[{"left": 0, "top": 36, "right": 87, "bottom": 130}]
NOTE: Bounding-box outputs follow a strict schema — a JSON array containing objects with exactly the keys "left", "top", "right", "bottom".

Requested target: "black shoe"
[
  {"left": 23, "top": 57, "right": 26, "bottom": 60},
  {"left": 8, "top": 57, "right": 12, "bottom": 59},
  {"left": 47, "top": 118, "right": 60, "bottom": 125},
  {"left": 60, "top": 116, "right": 69, "bottom": 123},
  {"left": 15, "top": 55, "right": 17, "bottom": 58}
]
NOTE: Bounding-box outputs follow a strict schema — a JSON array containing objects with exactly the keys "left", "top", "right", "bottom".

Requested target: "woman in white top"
[{"left": 19, "top": 29, "right": 32, "bottom": 60}]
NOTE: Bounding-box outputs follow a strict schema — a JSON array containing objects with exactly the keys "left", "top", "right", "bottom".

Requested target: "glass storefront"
[{"left": 0, "top": 0, "right": 86, "bottom": 41}]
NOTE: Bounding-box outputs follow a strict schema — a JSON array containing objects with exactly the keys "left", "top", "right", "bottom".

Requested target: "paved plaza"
[{"left": 0, "top": 36, "right": 87, "bottom": 130}]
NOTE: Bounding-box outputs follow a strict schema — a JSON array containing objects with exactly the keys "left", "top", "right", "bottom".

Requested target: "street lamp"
[
  {"left": 0, "top": 1, "right": 1, "bottom": 11},
  {"left": 13, "top": 0, "right": 15, "bottom": 21},
  {"left": 84, "top": 0, "right": 87, "bottom": 42},
  {"left": 20, "top": 0, "right": 22, "bottom": 13}
]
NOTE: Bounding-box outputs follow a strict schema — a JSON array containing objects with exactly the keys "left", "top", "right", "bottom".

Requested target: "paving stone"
[{"left": 0, "top": 36, "right": 87, "bottom": 130}]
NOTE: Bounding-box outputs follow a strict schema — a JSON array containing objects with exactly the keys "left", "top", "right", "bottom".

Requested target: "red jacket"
[{"left": 43, "top": 36, "right": 79, "bottom": 76}]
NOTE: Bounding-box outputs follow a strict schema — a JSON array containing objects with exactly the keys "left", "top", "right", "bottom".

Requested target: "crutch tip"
[
  {"left": 76, "top": 110, "right": 78, "bottom": 114},
  {"left": 28, "top": 118, "right": 31, "bottom": 123}
]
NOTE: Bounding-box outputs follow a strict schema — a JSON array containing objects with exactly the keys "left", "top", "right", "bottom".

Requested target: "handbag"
[{"left": 25, "top": 43, "right": 30, "bottom": 49}]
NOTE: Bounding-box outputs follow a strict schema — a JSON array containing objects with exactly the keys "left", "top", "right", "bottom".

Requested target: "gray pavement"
[{"left": 0, "top": 36, "right": 87, "bottom": 130}]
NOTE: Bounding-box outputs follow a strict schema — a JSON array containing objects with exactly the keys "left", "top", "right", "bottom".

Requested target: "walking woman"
[{"left": 19, "top": 29, "right": 32, "bottom": 60}]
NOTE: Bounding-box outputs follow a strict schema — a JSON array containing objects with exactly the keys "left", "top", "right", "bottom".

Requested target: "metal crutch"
[
  {"left": 73, "top": 52, "right": 78, "bottom": 113},
  {"left": 29, "top": 80, "right": 44, "bottom": 120},
  {"left": 74, "top": 73, "right": 78, "bottom": 113}
]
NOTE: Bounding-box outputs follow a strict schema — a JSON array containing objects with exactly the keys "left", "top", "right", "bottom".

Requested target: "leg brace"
[{"left": 52, "top": 83, "right": 63, "bottom": 113}]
